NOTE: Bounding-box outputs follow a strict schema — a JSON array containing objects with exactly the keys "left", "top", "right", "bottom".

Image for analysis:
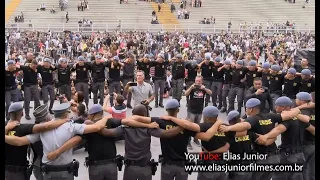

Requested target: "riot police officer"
[
  {"left": 219, "top": 60, "right": 233, "bottom": 113},
  {"left": 185, "top": 60, "right": 198, "bottom": 107},
  {"left": 260, "top": 62, "right": 270, "bottom": 87},
  {"left": 171, "top": 54, "right": 186, "bottom": 104},
  {"left": 56, "top": 58, "right": 73, "bottom": 101},
  {"left": 198, "top": 53, "right": 213, "bottom": 106},
  {"left": 210, "top": 57, "right": 224, "bottom": 108},
  {"left": 269, "top": 65, "right": 285, "bottom": 106},
  {"left": 90, "top": 55, "right": 107, "bottom": 106},
  {"left": 137, "top": 54, "right": 152, "bottom": 84},
  {"left": 283, "top": 68, "right": 301, "bottom": 101},
  {"left": 5, "top": 60, "right": 20, "bottom": 120},
  {"left": 72, "top": 56, "right": 91, "bottom": 108},
  {"left": 299, "top": 69, "right": 315, "bottom": 93},
  {"left": 106, "top": 56, "right": 123, "bottom": 106},
  {"left": 38, "top": 58, "right": 57, "bottom": 114},
  {"left": 122, "top": 54, "right": 135, "bottom": 108}
]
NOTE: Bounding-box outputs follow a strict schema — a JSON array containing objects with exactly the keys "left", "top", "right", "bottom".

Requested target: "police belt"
[
  {"left": 162, "top": 159, "right": 187, "bottom": 167},
  {"left": 231, "top": 84, "right": 245, "bottom": 88},
  {"left": 197, "top": 159, "right": 227, "bottom": 165},
  {"left": 5, "top": 85, "right": 17, "bottom": 91},
  {"left": 86, "top": 157, "right": 116, "bottom": 166},
  {"left": 42, "top": 81, "right": 54, "bottom": 86},
  {"left": 153, "top": 76, "right": 166, "bottom": 81},
  {"left": 124, "top": 159, "right": 152, "bottom": 167},
  {"left": 92, "top": 78, "right": 105, "bottom": 83},
  {"left": 75, "top": 79, "right": 89, "bottom": 83},
  {"left": 279, "top": 148, "right": 303, "bottom": 155},
  {"left": 41, "top": 162, "right": 76, "bottom": 173},
  {"left": 5, "top": 165, "right": 26, "bottom": 172},
  {"left": 23, "top": 83, "right": 38, "bottom": 87},
  {"left": 304, "top": 141, "right": 315, "bottom": 146}
]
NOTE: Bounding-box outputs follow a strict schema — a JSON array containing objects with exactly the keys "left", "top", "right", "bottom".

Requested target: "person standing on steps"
[
  {"left": 158, "top": 3, "right": 161, "bottom": 12},
  {"left": 66, "top": 12, "right": 69, "bottom": 23}
]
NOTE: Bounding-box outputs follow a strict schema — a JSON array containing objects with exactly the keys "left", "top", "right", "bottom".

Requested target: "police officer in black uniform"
[
  {"left": 255, "top": 96, "right": 314, "bottom": 180},
  {"left": 226, "top": 60, "right": 248, "bottom": 114},
  {"left": 71, "top": 56, "right": 91, "bottom": 108},
  {"left": 56, "top": 58, "right": 73, "bottom": 101},
  {"left": 282, "top": 68, "right": 301, "bottom": 102},
  {"left": 122, "top": 54, "right": 135, "bottom": 108},
  {"left": 210, "top": 57, "right": 224, "bottom": 108},
  {"left": 268, "top": 65, "right": 285, "bottom": 106},
  {"left": 171, "top": 54, "right": 186, "bottom": 104},
  {"left": 245, "top": 77, "right": 273, "bottom": 113},
  {"left": 5, "top": 102, "right": 69, "bottom": 180},
  {"left": 18, "top": 59, "right": 41, "bottom": 120},
  {"left": 89, "top": 55, "right": 107, "bottom": 106},
  {"left": 137, "top": 54, "right": 152, "bottom": 84},
  {"left": 151, "top": 54, "right": 169, "bottom": 108},
  {"left": 219, "top": 98, "right": 303, "bottom": 180},
  {"left": 38, "top": 58, "right": 57, "bottom": 114},
  {"left": 299, "top": 69, "right": 315, "bottom": 93},
  {"left": 245, "top": 60, "right": 262, "bottom": 91},
  {"left": 185, "top": 60, "right": 198, "bottom": 107},
  {"left": 219, "top": 60, "right": 233, "bottom": 113},
  {"left": 225, "top": 111, "right": 256, "bottom": 180},
  {"left": 5, "top": 60, "right": 20, "bottom": 121},
  {"left": 106, "top": 56, "right": 123, "bottom": 106},
  {"left": 198, "top": 53, "right": 213, "bottom": 106},
  {"left": 260, "top": 62, "right": 270, "bottom": 88}
]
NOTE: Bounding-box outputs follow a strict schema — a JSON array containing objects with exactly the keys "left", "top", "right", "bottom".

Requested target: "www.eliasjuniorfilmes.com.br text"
[{"left": 185, "top": 163, "right": 304, "bottom": 173}]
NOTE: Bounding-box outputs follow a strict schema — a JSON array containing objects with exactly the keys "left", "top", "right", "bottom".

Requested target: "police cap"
[
  {"left": 262, "top": 62, "right": 270, "bottom": 69},
  {"left": 88, "top": 104, "right": 103, "bottom": 115},
  {"left": 8, "top": 102, "right": 23, "bottom": 113},
  {"left": 78, "top": 56, "right": 85, "bottom": 61},
  {"left": 43, "top": 58, "right": 51, "bottom": 63},
  {"left": 202, "top": 106, "right": 219, "bottom": 118},
  {"left": 113, "top": 56, "right": 120, "bottom": 61},
  {"left": 236, "top": 60, "right": 244, "bottom": 65},
  {"left": 275, "top": 96, "right": 293, "bottom": 107},
  {"left": 205, "top": 53, "right": 211, "bottom": 60},
  {"left": 214, "top": 57, "right": 221, "bottom": 63},
  {"left": 301, "top": 69, "right": 311, "bottom": 76},
  {"left": 165, "top": 99, "right": 180, "bottom": 109},
  {"left": 227, "top": 110, "right": 240, "bottom": 121},
  {"left": 59, "top": 58, "right": 67, "bottom": 63},
  {"left": 51, "top": 103, "right": 71, "bottom": 115},
  {"left": 7, "top": 60, "right": 15, "bottom": 65},
  {"left": 176, "top": 54, "right": 182, "bottom": 59},
  {"left": 245, "top": 98, "right": 261, "bottom": 108},
  {"left": 296, "top": 92, "right": 312, "bottom": 101},
  {"left": 95, "top": 55, "right": 102, "bottom": 59},
  {"left": 288, "top": 68, "right": 296, "bottom": 75},
  {"left": 248, "top": 60, "right": 257, "bottom": 66},
  {"left": 224, "top": 60, "right": 231, "bottom": 65},
  {"left": 271, "top": 65, "right": 280, "bottom": 71}
]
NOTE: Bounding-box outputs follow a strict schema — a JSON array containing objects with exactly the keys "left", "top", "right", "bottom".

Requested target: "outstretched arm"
[
  {"left": 32, "top": 119, "right": 69, "bottom": 133},
  {"left": 161, "top": 116, "right": 200, "bottom": 132},
  {"left": 219, "top": 122, "right": 251, "bottom": 132},
  {"left": 46, "top": 136, "right": 83, "bottom": 160},
  {"left": 5, "top": 136, "right": 33, "bottom": 146},
  {"left": 255, "top": 124, "right": 287, "bottom": 145}
]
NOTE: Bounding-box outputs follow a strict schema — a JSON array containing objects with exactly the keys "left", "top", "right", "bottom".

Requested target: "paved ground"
[{"left": 22, "top": 97, "right": 281, "bottom": 180}]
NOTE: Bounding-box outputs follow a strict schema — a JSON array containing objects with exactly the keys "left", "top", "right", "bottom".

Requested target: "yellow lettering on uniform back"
[
  {"left": 7, "top": 131, "right": 16, "bottom": 136},
  {"left": 214, "top": 132, "right": 225, "bottom": 137},
  {"left": 259, "top": 119, "right": 272, "bottom": 126},
  {"left": 235, "top": 135, "right": 250, "bottom": 142},
  {"left": 310, "top": 115, "right": 315, "bottom": 121},
  {"left": 166, "top": 125, "right": 183, "bottom": 134}
]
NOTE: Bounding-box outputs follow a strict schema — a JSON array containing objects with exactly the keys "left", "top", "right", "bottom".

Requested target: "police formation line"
[
  {"left": 5, "top": 53, "right": 315, "bottom": 121},
  {"left": 5, "top": 90, "right": 315, "bottom": 180}
]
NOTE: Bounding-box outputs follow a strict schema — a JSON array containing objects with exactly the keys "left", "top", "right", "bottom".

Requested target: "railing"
[{"left": 5, "top": 23, "right": 315, "bottom": 34}]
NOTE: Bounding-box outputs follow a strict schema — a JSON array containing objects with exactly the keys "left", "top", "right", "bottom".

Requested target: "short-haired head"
[{"left": 132, "top": 105, "right": 148, "bottom": 117}]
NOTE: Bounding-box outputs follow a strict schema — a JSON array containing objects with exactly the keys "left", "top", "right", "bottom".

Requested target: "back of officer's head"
[
  {"left": 295, "top": 92, "right": 312, "bottom": 106},
  {"left": 227, "top": 110, "right": 241, "bottom": 125},
  {"left": 202, "top": 106, "right": 219, "bottom": 122},
  {"left": 275, "top": 96, "right": 293, "bottom": 113},
  {"left": 132, "top": 105, "right": 147, "bottom": 117},
  {"left": 245, "top": 98, "right": 261, "bottom": 117},
  {"left": 88, "top": 104, "right": 103, "bottom": 120},
  {"left": 165, "top": 99, "right": 180, "bottom": 117},
  {"left": 8, "top": 102, "right": 24, "bottom": 121}
]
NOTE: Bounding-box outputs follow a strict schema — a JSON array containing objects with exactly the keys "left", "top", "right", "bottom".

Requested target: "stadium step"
[
  {"left": 5, "top": 0, "right": 22, "bottom": 23},
  {"left": 151, "top": 2, "right": 180, "bottom": 30}
]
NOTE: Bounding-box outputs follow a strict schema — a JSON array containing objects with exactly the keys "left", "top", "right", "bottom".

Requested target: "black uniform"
[
  {"left": 84, "top": 118, "right": 122, "bottom": 180},
  {"left": 228, "top": 67, "right": 248, "bottom": 113},
  {"left": 72, "top": 63, "right": 91, "bottom": 107},
  {"left": 300, "top": 77, "right": 315, "bottom": 93},
  {"left": 185, "top": 64, "right": 198, "bottom": 106},
  {"left": 200, "top": 62, "right": 213, "bottom": 105},
  {"left": 268, "top": 72, "right": 285, "bottom": 105},
  {"left": 137, "top": 61, "right": 151, "bottom": 83},
  {"left": 245, "top": 86, "right": 273, "bottom": 113},
  {"left": 245, "top": 69, "right": 262, "bottom": 89},
  {"left": 197, "top": 122, "right": 229, "bottom": 180},
  {"left": 5, "top": 123, "right": 35, "bottom": 180},
  {"left": 171, "top": 61, "right": 186, "bottom": 102},
  {"left": 90, "top": 62, "right": 107, "bottom": 105},
  {"left": 57, "top": 64, "right": 72, "bottom": 101},
  {"left": 20, "top": 65, "right": 41, "bottom": 118},
  {"left": 150, "top": 61, "right": 169, "bottom": 107},
  {"left": 211, "top": 63, "right": 224, "bottom": 108},
  {"left": 261, "top": 71, "right": 270, "bottom": 87},
  {"left": 122, "top": 61, "right": 135, "bottom": 106},
  {"left": 38, "top": 65, "right": 56, "bottom": 111},
  {"left": 151, "top": 117, "right": 196, "bottom": 180},
  {"left": 283, "top": 77, "right": 301, "bottom": 99},
  {"left": 221, "top": 68, "right": 233, "bottom": 111},
  {"left": 245, "top": 113, "right": 282, "bottom": 180},
  {"left": 5, "top": 69, "right": 20, "bottom": 119},
  {"left": 301, "top": 109, "right": 315, "bottom": 180},
  {"left": 106, "top": 61, "right": 122, "bottom": 106}
]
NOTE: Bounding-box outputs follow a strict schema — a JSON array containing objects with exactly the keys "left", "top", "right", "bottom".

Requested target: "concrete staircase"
[{"left": 6, "top": 0, "right": 314, "bottom": 32}]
